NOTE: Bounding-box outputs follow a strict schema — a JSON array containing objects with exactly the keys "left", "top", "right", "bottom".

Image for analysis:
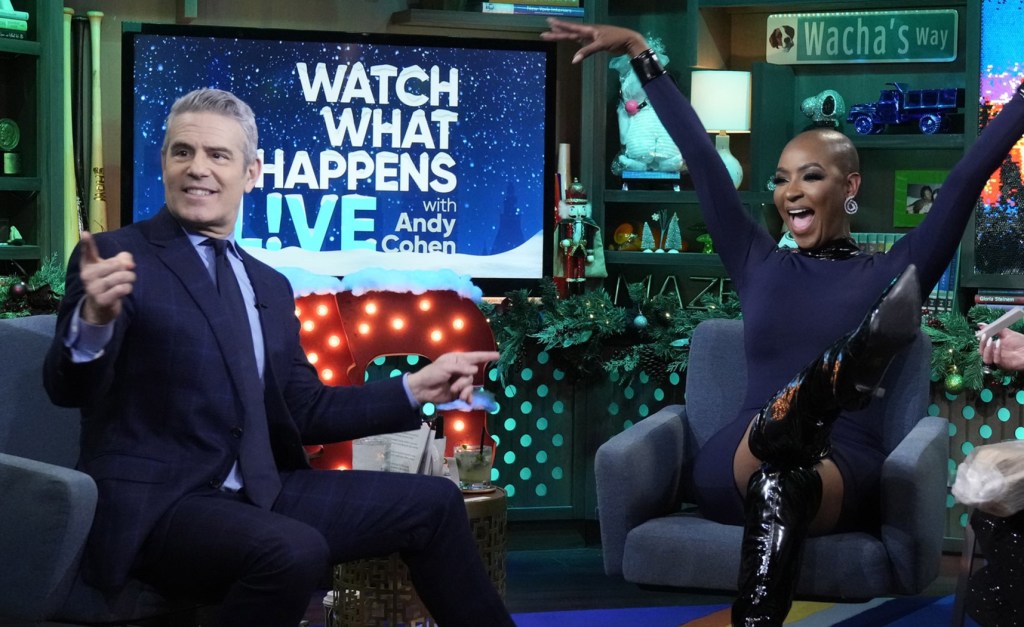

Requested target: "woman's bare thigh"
[{"left": 734, "top": 417, "right": 844, "bottom": 535}]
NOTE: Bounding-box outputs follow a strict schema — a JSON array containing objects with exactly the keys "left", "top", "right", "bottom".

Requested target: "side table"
[{"left": 329, "top": 487, "right": 507, "bottom": 627}]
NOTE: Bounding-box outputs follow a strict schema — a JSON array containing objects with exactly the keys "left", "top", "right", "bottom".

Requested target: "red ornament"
[{"left": 8, "top": 281, "right": 27, "bottom": 299}]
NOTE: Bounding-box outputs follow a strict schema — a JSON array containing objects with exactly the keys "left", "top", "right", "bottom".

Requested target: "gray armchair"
[
  {"left": 596, "top": 318, "right": 948, "bottom": 599},
  {"left": 0, "top": 315, "right": 207, "bottom": 624}
]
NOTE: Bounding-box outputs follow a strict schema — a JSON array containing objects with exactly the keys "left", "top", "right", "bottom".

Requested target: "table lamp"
[{"left": 689, "top": 70, "right": 752, "bottom": 188}]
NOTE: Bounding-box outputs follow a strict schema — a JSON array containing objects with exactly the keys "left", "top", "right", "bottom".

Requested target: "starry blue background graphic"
[{"left": 128, "top": 31, "right": 552, "bottom": 257}]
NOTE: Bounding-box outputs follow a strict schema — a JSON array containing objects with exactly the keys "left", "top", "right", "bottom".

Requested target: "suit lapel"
[{"left": 143, "top": 209, "right": 264, "bottom": 413}]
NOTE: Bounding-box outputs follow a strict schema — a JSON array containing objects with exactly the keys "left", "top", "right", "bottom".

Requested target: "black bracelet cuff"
[{"left": 630, "top": 49, "right": 667, "bottom": 86}]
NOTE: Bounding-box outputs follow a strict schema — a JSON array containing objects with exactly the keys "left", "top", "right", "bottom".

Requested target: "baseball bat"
[
  {"left": 62, "top": 8, "right": 81, "bottom": 258},
  {"left": 72, "top": 15, "right": 89, "bottom": 231},
  {"left": 87, "top": 10, "right": 107, "bottom": 233}
]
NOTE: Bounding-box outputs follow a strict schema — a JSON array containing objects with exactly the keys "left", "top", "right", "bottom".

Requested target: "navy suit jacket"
[{"left": 44, "top": 208, "right": 421, "bottom": 591}]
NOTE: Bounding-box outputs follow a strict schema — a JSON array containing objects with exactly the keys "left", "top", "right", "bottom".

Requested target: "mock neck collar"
[{"left": 794, "top": 237, "right": 862, "bottom": 260}]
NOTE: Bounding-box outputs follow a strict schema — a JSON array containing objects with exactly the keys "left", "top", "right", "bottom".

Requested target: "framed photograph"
[{"left": 893, "top": 169, "right": 949, "bottom": 227}]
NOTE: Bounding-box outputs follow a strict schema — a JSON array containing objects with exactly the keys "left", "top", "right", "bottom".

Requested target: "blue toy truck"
[{"left": 847, "top": 83, "right": 965, "bottom": 135}]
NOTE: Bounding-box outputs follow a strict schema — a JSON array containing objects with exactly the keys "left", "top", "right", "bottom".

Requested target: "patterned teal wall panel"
[
  {"left": 577, "top": 368, "right": 686, "bottom": 520},
  {"left": 929, "top": 375, "right": 1024, "bottom": 542},
  {"left": 484, "top": 345, "right": 686, "bottom": 520},
  {"left": 371, "top": 353, "right": 1016, "bottom": 537},
  {"left": 485, "top": 348, "right": 578, "bottom": 518}
]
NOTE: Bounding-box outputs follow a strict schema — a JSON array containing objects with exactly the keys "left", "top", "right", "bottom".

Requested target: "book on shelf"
[
  {"left": 0, "top": 17, "right": 27, "bottom": 31},
  {"left": 973, "top": 303, "right": 1021, "bottom": 311},
  {"left": 0, "top": 28, "right": 26, "bottom": 40},
  {"left": 974, "top": 291, "right": 1024, "bottom": 305},
  {"left": 974, "top": 288, "right": 1024, "bottom": 296},
  {"left": 0, "top": 6, "right": 29, "bottom": 21},
  {"left": 481, "top": 0, "right": 580, "bottom": 5},
  {"left": 928, "top": 247, "right": 959, "bottom": 315},
  {"left": 478, "top": 3, "right": 584, "bottom": 17}
]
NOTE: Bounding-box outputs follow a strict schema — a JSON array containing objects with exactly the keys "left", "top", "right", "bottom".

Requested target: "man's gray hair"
[{"left": 162, "top": 88, "right": 259, "bottom": 167}]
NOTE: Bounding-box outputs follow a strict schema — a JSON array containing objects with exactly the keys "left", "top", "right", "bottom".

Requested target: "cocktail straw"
[{"left": 478, "top": 423, "right": 486, "bottom": 460}]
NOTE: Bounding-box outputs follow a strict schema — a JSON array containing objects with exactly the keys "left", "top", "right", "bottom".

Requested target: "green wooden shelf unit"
[
  {"left": 580, "top": 0, "right": 974, "bottom": 306},
  {"left": 0, "top": 1, "right": 65, "bottom": 266}
]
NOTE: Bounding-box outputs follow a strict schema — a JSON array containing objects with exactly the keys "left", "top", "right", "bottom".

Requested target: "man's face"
[{"left": 161, "top": 111, "right": 261, "bottom": 238}]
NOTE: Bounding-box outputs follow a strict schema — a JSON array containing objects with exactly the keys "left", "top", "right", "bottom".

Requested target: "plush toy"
[
  {"left": 608, "top": 40, "right": 686, "bottom": 177},
  {"left": 554, "top": 178, "right": 606, "bottom": 295}
]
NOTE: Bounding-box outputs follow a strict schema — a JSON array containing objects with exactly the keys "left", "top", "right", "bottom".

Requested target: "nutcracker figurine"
[{"left": 555, "top": 178, "right": 605, "bottom": 295}]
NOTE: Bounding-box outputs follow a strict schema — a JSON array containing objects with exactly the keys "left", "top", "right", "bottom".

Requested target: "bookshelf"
[
  {"left": 580, "top": 0, "right": 973, "bottom": 309},
  {"left": 0, "top": 1, "right": 63, "bottom": 267}
]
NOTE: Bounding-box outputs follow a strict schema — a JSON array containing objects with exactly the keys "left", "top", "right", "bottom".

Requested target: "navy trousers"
[{"left": 136, "top": 469, "right": 513, "bottom": 627}]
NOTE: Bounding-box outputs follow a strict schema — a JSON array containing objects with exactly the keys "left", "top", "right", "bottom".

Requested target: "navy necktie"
[{"left": 207, "top": 238, "right": 281, "bottom": 509}]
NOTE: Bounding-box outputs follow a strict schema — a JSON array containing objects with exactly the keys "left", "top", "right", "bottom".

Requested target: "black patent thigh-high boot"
[
  {"left": 751, "top": 264, "right": 922, "bottom": 466},
  {"left": 732, "top": 466, "right": 823, "bottom": 627},
  {"left": 732, "top": 265, "right": 922, "bottom": 625},
  {"left": 827, "top": 263, "right": 922, "bottom": 410}
]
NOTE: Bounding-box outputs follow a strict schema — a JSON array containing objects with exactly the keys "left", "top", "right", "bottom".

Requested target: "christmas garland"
[
  {"left": 480, "top": 279, "right": 742, "bottom": 386},
  {"left": 924, "top": 305, "right": 1024, "bottom": 394},
  {"left": 481, "top": 281, "right": 1021, "bottom": 395},
  {"left": 4, "top": 260, "right": 1014, "bottom": 396},
  {"left": 0, "top": 254, "right": 65, "bottom": 319}
]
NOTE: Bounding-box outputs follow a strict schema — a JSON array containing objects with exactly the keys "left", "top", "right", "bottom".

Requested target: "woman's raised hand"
[{"left": 541, "top": 18, "right": 651, "bottom": 64}]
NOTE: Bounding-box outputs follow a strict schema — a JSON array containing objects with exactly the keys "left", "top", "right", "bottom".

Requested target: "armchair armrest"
[
  {"left": 879, "top": 415, "right": 949, "bottom": 595},
  {"left": 0, "top": 453, "right": 97, "bottom": 619},
  {"left": 595, "top": 404, "right": 689, "bottom": 576}
]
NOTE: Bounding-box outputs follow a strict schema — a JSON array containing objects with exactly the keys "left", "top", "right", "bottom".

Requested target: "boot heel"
[{"left": 837, "top": 265, "right": 922, "bottom": 409}]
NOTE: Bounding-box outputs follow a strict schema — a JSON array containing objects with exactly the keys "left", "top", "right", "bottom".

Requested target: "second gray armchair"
[{"left": 595, "top": 318, "right": 948, "bottom": 599}]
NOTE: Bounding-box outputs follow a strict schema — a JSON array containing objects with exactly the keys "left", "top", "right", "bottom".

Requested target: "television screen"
[
  {"left": 121, "top": 23, "right": 556, "bottom": 295},
  {"left": 963, "top": 0, "right": 1024, "bottom": 284}
]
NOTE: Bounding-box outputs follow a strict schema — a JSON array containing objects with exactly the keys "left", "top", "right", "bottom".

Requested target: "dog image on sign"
[{"left": 766, "top": 15, "right": 798, "bottom": 63}]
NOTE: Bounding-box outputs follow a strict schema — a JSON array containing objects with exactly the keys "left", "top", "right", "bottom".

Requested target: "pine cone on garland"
[
  {"left": 637, "top": 345, "right": 669, "bottom": 382},
  {"left": 25, "top": 285, "right": 60, "bottom": 314}
]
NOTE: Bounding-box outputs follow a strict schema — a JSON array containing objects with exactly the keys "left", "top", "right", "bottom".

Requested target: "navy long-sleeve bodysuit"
[{"left": 643, "top": 74, "right": 1024, "bottom": 529}]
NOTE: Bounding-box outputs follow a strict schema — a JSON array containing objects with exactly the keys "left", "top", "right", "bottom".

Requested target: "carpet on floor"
[{"left": 510, "top": 594, "right": 976, "bottom": 626}]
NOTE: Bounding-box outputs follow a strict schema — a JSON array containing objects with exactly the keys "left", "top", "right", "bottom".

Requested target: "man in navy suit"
[{"left": 44, "top": 88, "right": 514, "bottom": 627}]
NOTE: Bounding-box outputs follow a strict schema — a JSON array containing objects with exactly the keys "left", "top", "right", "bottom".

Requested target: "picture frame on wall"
[{"left": 893, "top": 169, "right": 949, "bottom": 227}]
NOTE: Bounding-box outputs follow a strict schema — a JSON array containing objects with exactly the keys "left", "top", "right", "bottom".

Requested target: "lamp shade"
[{"left": 690, "top": 70, "right": 752, "bottom": 133}]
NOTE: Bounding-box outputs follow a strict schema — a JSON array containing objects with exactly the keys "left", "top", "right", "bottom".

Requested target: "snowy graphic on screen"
[{"left": 122, "top": 25, "right": 555, "bottom": 292}]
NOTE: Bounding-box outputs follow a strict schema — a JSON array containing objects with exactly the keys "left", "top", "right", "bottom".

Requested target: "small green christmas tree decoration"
[
  {"left": 641, "top": 222, "right": 655, "bottom": 252},
  {"left": 665, "top": 213, "right": 682, "bottom": 253}
]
